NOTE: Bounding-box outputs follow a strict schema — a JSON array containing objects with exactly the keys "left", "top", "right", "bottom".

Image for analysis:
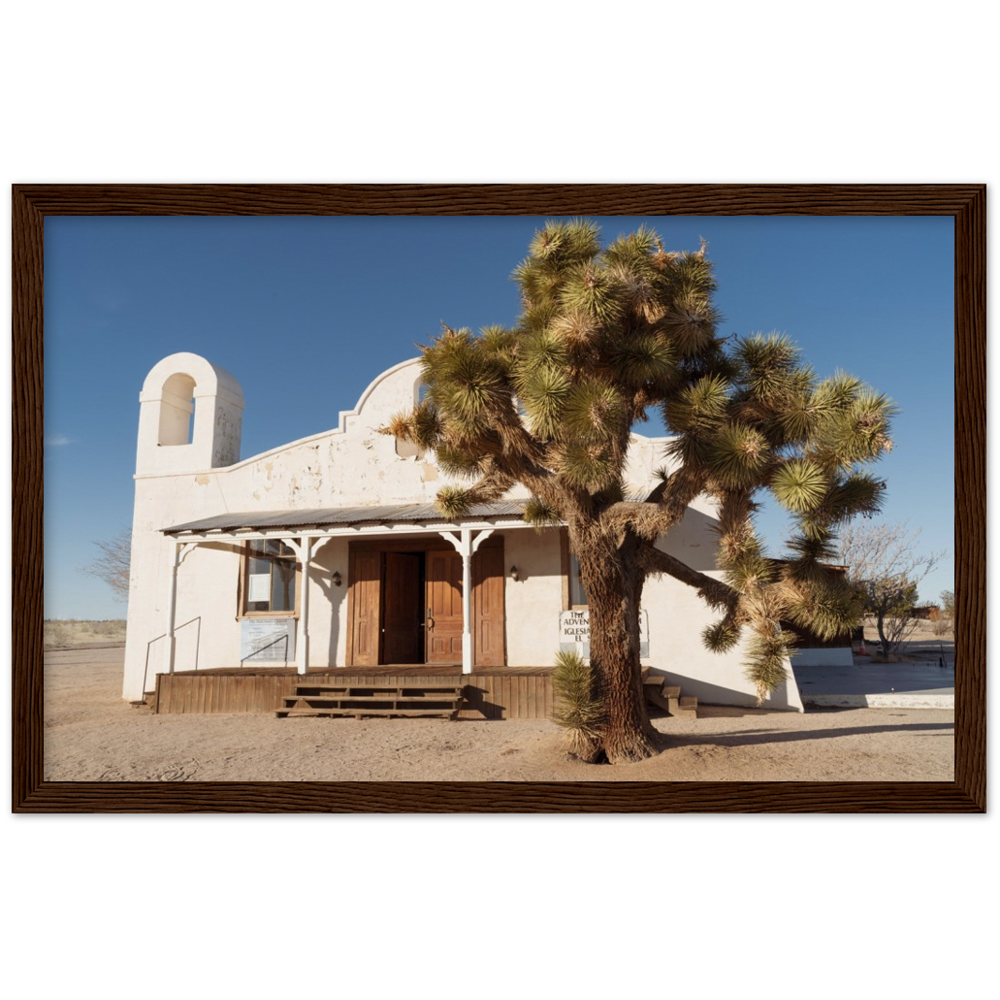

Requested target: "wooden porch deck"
[{"left": 154, "top": 666, "right": 556, "bottom": 720}]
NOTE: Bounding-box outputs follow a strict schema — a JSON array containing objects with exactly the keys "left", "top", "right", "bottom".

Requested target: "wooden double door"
[{"left": 348, "top": 539, "right": 505, "bottom": 667}]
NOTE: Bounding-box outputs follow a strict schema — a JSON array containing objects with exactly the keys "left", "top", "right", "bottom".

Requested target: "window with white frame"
[{"left": 243, "top": 540, "right": 297, "bottom": 615}]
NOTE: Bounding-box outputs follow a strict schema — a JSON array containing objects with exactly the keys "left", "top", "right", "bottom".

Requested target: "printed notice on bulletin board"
[
  {"left": 558, "top": 609, "right": 648, "bottom": 659},
  {"left": 240, "top": 617, "right": 296, "bottom": 664}
]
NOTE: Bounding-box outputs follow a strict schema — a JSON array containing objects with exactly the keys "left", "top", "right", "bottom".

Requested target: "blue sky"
[{"left": 43, "top": 215, "right": 955, "bottom": 619}]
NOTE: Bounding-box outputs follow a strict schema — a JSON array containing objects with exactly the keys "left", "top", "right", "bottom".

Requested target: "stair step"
[
  {"left": 277, "top": 707, "right": 459, "bottom": 719},
  {"left": 284, "top": 691, "right": 462, "bottom": 700},
  {"left": 286, "top": 693, "right": 462, "bottom": 702},
  {"left": 284, "top": 702, "right": 463, "bottom": 709},
  {"left": 669, "top": 695, "right": 698, "bottom": 718},
  {"left": 278, "top": 678, "right": 465, "bottom": 719},
  {"left": 643, "top": 680, "right": 698, "bottom": 719},
  {"left": 293, "top": 685, "right": 464, "bottom": 697},
  {"left": 281, "top": 693, "right": 465, "bottom": 708},
  {"left": 295, "top": 683, "right": 464, "bottom": 691}
]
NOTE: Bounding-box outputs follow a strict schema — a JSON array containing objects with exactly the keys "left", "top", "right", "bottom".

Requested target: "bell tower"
[{"left": 136, "top": 352, "right": 245, "bottom": 475}]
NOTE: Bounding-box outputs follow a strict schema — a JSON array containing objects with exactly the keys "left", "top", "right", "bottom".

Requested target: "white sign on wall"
[
  {"left": 240, "top": 617, "right": 296, "bottom": 664},
  {"left": 559, "top": 609, "right": 649, "bottom": 658}
]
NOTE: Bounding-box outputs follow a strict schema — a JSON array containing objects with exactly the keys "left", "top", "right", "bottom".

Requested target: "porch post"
[
  {"left": 164, "top": 541, "right": 181, "bottom": 675},
  {"left": 164, "top": 542, "right": 196, "bottom": 676},
  {"left": 296, "top": 536, "right": 312, "bottom": 675},
  {"left": 460, "top": 528, "right": 473, "bottom": 674},
  {"left": 440, "top": 527, "right": 494, "bottom": 675}
]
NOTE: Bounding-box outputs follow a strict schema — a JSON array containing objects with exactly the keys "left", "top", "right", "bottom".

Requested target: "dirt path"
[{"left": 42, "top": 647, "right": 954, "bottom": 782}]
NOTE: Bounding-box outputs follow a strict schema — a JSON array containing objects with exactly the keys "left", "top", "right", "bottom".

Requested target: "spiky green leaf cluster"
[
  {"left": 433, "top": 444, "right": 484, "bottom": 479},
  {"left": 418, "top": 327, "right": 510, "bottom": 437},
  {"left": 664, "top": 375, "right": 729, "bottom": 435},
  {"left": 743, "top": 630, "right": 795, "bottom": 706},
  {"left": 771, "top": 460, "right": 829, "bottom": 513},
  {"left": 381, "top": 400, "right": 441, "bottom": 449},
  {"left": 435, "top": 485, "right": 477, "bottom": 521},
  {"left": 523, "top": 496, "right": 562, "bottom": 531},
  {"left": 556, "top": 442, "right": 617, "bottom": 491},
  {"left": 519, "top": 364, "right": 570, "bottom": 439},
  {"left": 551, "top": 648, "right": 604, "bottom": 738},
  {"left": 707, "top": 423, "right": 772, "bottom": 489},
  {"left": 782, "top": 532, "right": 840, "bottom": 584},
  {"left": 783, "top": 582, "right": 863, "bottom": 642},
  {"left": 703, "top": 619, "right": 741, "bottom": 652},
  {"left": 734, "top": 332, "right": 798, "bottom": 393},
  {"left": 724, "top": 548, "right": 776, "bottom": 592}
]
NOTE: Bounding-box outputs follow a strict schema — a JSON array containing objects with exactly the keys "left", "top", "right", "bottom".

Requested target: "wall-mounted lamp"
[
  {"left": 332, "top": 571, "right": 343, "bottom": 587},
  {"left": 509, "top": 565, "right": 519, "bottom": 582}
]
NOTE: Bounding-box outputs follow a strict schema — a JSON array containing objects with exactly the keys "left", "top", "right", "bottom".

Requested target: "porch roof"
[{"left": 162, "top": 500, "right": 537, "bottom": 537}]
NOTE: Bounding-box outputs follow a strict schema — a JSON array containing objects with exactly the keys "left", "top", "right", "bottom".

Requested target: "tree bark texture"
[{"left": 571, "top": 527, "right": 657, "bottom": 763}]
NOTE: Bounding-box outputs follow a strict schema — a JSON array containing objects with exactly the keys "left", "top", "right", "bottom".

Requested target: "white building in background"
[{"left": 122, "top": 352, "right": 804, "bottom": 711}]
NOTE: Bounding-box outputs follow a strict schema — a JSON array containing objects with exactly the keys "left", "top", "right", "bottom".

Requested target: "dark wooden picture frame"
[{"left": 12, "top": 184, "right": 985, "bottom": 813}]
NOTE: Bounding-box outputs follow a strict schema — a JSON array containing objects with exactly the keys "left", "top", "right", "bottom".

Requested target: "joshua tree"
[{"left": 385, "top": 220, "right": 893, "bottom": 763}]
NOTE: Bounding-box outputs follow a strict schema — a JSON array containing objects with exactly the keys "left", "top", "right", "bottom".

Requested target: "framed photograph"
[{"left": 11, "top": 184, "right": 986, "bottom": 822}]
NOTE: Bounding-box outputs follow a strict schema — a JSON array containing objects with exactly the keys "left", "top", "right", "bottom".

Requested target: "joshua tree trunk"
[{"left": 574, "top": 529, "right": 657, "bottom": 764}]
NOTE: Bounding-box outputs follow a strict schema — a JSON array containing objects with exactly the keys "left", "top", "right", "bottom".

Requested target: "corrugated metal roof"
[{"left": 163, "top": 501, "right": 532, "bottom": 534}]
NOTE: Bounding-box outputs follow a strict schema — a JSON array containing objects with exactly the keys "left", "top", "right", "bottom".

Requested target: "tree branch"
[
  {"left": 600, "top": 470, "right": 705, "bottom": 542},
  {"left": 638, "top": 546, "right": 739, "bottom": 613},
  {"left": 657, "top": 464, "right": 707, "bottom": 516},
  {"left": 644, "top": 478, "right": 669, "bottom": 504},
  {"left": 466, "top": 465, "right": 515, "bottom": 503}
]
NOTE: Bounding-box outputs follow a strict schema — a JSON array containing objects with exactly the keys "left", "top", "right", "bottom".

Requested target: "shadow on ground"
[{"left": 649, "top": 717, "right": 953, "bottom": 753}]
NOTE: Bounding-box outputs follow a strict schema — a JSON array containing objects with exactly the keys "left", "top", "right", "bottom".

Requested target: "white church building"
[{"left": 122, "top": 352, "right": 804, "bottom": 714}]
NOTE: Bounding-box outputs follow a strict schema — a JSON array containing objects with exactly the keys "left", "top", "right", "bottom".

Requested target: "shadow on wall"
[
  {"left": 656, "top": 506, "right": 727, "bottom": 572},
  {"left": 312, "top": 543, "right": 346, "bottom": 666},
  {"left": 664, "top": 671, "right": 801, "bottom": 711}
]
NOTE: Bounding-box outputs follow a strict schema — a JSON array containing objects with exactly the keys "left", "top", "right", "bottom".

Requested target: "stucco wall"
[{"left": 503, "top": 529, "right": 564, "bottom": 666}]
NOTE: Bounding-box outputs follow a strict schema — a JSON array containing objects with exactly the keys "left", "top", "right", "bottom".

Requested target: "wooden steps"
[
  {"left": 276, "top": 682, "right": 466, "bottom": 720},
  {"left": 642, "top": 670, "right": 698, "bottom": 719}
]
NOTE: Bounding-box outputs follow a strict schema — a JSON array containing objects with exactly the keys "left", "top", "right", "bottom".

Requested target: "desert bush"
[
  {"left": 44, "top": 622, "right": 73, "bottom": 648},
  {"left": 93, "top": 620, "right": 127, "bottom": 636},
  {"left": 931, "top": 617, "right": 952, "bottom": 636},
  {"left": 933, "top": 589, "right": 955, "bottom": 635},
  {"left": 552, "top": 649, "right": 605, "bottom": 762}
]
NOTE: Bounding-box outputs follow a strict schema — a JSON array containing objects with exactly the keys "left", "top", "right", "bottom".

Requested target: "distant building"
[{"left": 123, "top": 353, "right": 805, "bottom": 712}]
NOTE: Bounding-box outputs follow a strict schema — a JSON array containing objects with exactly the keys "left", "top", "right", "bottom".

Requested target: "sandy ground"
[{"left": 43, "top": 644, "right": 955, "bottom": 783}]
